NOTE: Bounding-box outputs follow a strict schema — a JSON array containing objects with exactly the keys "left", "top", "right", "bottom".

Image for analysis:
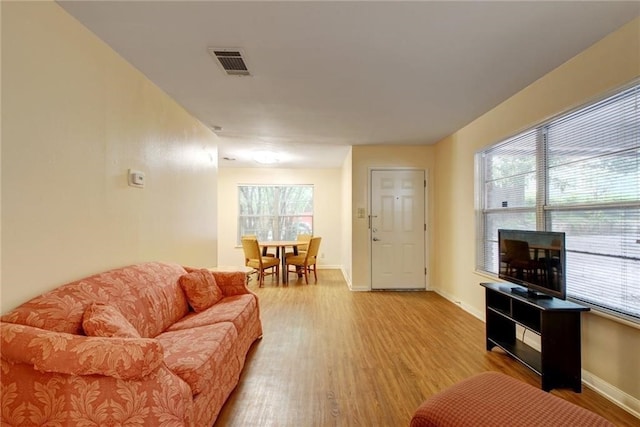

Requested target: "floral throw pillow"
[
  {"left": 82, "top": 302, "right": 141, "bottom": 338},
  {"left": 179, "top": 269, "right": 223, "bottom": 312}
]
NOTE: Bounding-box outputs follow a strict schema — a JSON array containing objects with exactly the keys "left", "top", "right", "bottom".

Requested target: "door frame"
[{"left": 368, "top": 167, "right": 429, "bottom": 290}]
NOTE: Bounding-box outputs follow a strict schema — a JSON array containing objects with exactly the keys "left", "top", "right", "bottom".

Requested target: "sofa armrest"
[
  {"left": 1, "top": 338, "right": 193, "bottom": 426},
  {"left": 0, "top": 322, "right": 164, "bottom": 380},
  {"left": 210, "top": 271, "right": 255, "bottom": 297}
]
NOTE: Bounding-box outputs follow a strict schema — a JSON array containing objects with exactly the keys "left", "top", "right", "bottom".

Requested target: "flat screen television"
[{"left": 498, "top": 229, "right": 566, "bottom": 300}]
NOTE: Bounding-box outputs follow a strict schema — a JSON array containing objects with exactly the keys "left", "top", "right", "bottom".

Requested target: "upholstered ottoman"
[{"left": 410, "top": 372, "right": 614, "bottom": 427}]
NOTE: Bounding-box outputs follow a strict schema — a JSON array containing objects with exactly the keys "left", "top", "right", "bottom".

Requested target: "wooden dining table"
[{"left": 259, "top": 240, "right": 300, "bottom": 284}]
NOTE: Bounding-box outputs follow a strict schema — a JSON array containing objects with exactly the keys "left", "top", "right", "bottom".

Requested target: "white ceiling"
[{"left": 57, "top": 1, "right": 640, "bottom": 168}]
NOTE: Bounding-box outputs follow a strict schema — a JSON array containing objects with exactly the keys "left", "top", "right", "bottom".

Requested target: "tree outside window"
[{"left": 238, "top": 185, "right": 313, "bottom": 242}]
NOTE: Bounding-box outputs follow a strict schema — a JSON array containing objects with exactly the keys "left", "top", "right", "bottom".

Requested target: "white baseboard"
[
  {"left": 521, "top": 333, "right": 639, "bottom": 420},
  {"left": 436, "top": 291, "right": 640, "bottom": 418},
  {"left": 582, "top": 371, "right": 640, "bottom": 419},
  {"left": 346, "top": 284, "right": 639, "bottom": 421},
  {"left": 434, "top": 288, "right": 640, "bottom": 421},
  {"left": 515, "top": 336, "right": 639, "bottom": 420},
  {"left": 341, "top": 267, "right": 353, "bottom": 290},
  {"left": 340, "top": 267, "right": 372, "bottom": 291},
  {"left": 432, "top": 288, "right": 484, "bottom": 321}
]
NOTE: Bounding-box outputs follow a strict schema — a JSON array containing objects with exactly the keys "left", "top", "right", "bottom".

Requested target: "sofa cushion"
[
  {"left": 0, "top": 262, "right": 190, "bottom": 338},
  {"left": 156, "top": 323, "right": 239, "bottom": 395},
  {"left": 82, "top": 302, "right": 141, "bottom": 338},
  {"left": 179, "top": 269, "right": 223, "bottom": 312},
  {"left": 167, "top": 294, "right": 257, "bottom": 333}
]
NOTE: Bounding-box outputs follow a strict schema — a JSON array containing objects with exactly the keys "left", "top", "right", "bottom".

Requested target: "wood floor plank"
[{"left": 215, "top": 269, "right": 638, "bottom": 426}]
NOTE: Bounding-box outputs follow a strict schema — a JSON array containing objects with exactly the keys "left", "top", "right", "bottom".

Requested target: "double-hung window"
[
  {"left": 238, "top": 185, "right": 313, "bottom": 242},
  {"left": 476, "top": 82, "right": 640, "bottom": 323}
]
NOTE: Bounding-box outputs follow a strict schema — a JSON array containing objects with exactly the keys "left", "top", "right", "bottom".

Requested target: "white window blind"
[
  {"left": 477, "top": 130, "right": 538, "bottom": 272},
  {"left": 476, "top": 82, "right": 640, "bottom": 322}
]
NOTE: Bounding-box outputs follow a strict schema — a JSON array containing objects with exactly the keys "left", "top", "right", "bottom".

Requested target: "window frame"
[
  {"left": 237, "top": 184, "right": 314, "bottom": 244},
  {"left": 475, "top": 80, "right": 640, "bottom": 324}
]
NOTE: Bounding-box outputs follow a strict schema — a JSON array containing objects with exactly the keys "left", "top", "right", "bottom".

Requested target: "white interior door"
[{"left": 371, "top": 169, "right": 426, "bottom": 290}]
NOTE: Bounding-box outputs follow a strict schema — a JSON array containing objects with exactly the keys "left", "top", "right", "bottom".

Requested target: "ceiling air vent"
[{"left": 209, "top": 48, "right": 250, "bottom": 76}]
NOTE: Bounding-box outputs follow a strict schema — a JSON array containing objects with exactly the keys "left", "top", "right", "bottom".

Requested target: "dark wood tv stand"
[{"left": 480, "top": 282, "right": 590, "bottom": 392}]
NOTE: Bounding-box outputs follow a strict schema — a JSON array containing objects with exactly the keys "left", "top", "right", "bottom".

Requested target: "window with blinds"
[
  {"left": 238, "top": 185, "right": 313, "bottom": 243},
  {"left": 476, "top": 82, "right": 640, "bottom": 323}
]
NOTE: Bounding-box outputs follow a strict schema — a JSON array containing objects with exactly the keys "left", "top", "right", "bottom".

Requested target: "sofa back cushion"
[
  {"left": 82, "top": 302, "right": 142, "bottom": 338},
  {"left": 179, "top": 269, "right": 223, "bottom": 312},
  {"left": 1, "top": 262, "right": 190, "bottom": 338}
]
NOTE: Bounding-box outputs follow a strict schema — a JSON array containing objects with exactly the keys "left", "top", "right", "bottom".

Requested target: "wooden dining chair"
[
  {"left": 296, "top": 233, "right": 312, "bottom": 253},
  {"left": 285, "top": 233, "right": 312, "bottom": 258},
  {"left": 503, "top": 239, "right": 544, "bottom": 283},
  {"left": 241, "top": 238, "right": 280, "bottom": 287},
  {"left": 242, "top": 234, "right": 275, "bottom": 257},
  {"left": 284, "top": 236, "right": 321, "bottom": 284}
]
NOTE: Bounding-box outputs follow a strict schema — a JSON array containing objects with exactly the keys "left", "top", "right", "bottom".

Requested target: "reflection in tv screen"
[{"left": 498, "top": 229, "right": 566, "bottom": 299}]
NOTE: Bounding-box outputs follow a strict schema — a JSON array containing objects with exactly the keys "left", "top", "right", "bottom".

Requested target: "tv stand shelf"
[{"left": 481, "top": 283, "right": 589, "bottom": 392}]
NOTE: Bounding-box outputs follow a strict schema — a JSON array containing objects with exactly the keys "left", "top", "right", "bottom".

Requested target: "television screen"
[{"left": 498, "top": 229, "right": 566, "bottom": 300}]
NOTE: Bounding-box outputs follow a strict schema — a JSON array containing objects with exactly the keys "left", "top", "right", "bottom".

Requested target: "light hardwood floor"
[{"left": 215, "top": 269, "right": 638, "bottom": 426}]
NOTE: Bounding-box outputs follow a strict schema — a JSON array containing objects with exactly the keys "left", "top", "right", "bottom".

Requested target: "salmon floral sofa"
[{"left": 0, "top": 261, "right": 262, "bottom": 426}]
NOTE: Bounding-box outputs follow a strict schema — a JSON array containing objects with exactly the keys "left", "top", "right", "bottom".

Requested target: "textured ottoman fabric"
[{"left": 410, "top": 372, "right": 614, "bottom": 427}]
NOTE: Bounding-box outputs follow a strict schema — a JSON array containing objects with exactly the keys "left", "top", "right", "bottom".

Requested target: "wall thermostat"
[{"left": 128, "top": 169, "right": 145, "bottom": 188}]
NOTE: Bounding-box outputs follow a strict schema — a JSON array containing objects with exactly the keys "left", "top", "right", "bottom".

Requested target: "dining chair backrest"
[
  {"left": 305, "top": 237, "right": 322, "bottom": 261},
  {"left": 504, "top": 239, "right": 531, "bottom": 262},
  {"left": 242, "top": 234, "right": 277, "bottom": 257},
  {"left": 297, "top": 233, "right": 312, "bottom": 251},
  {"left": 241, "top": 238, "right": 262, "bottom": 265}
]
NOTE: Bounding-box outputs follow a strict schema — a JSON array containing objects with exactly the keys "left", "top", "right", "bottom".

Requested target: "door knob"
[{"left": 372, "top": 237, "right": 380, "bottom": 241}]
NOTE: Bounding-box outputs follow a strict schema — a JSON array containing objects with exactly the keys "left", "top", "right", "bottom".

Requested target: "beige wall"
[
  {"left": 341, "top": 148, "right": 353, "bottom": 286},
  {"left": 432, "top": 18, "right": 640, "bottom": 404},
  {"left": 1, "top": 2, "right": 219, "bottom": 312},
  {"left": 351, "top": 145, "right": 435, "bottom": 290},
  {"left": 216, "top": 168, "right": 343, "bottom": 269},
  {"left": 3, "top": 0, "right": 638, "bottom": 412}
]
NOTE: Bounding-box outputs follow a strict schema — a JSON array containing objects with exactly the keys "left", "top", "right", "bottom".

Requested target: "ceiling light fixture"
[{"left": 253, "top": 150, "right": 280, "bottom": 164}]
